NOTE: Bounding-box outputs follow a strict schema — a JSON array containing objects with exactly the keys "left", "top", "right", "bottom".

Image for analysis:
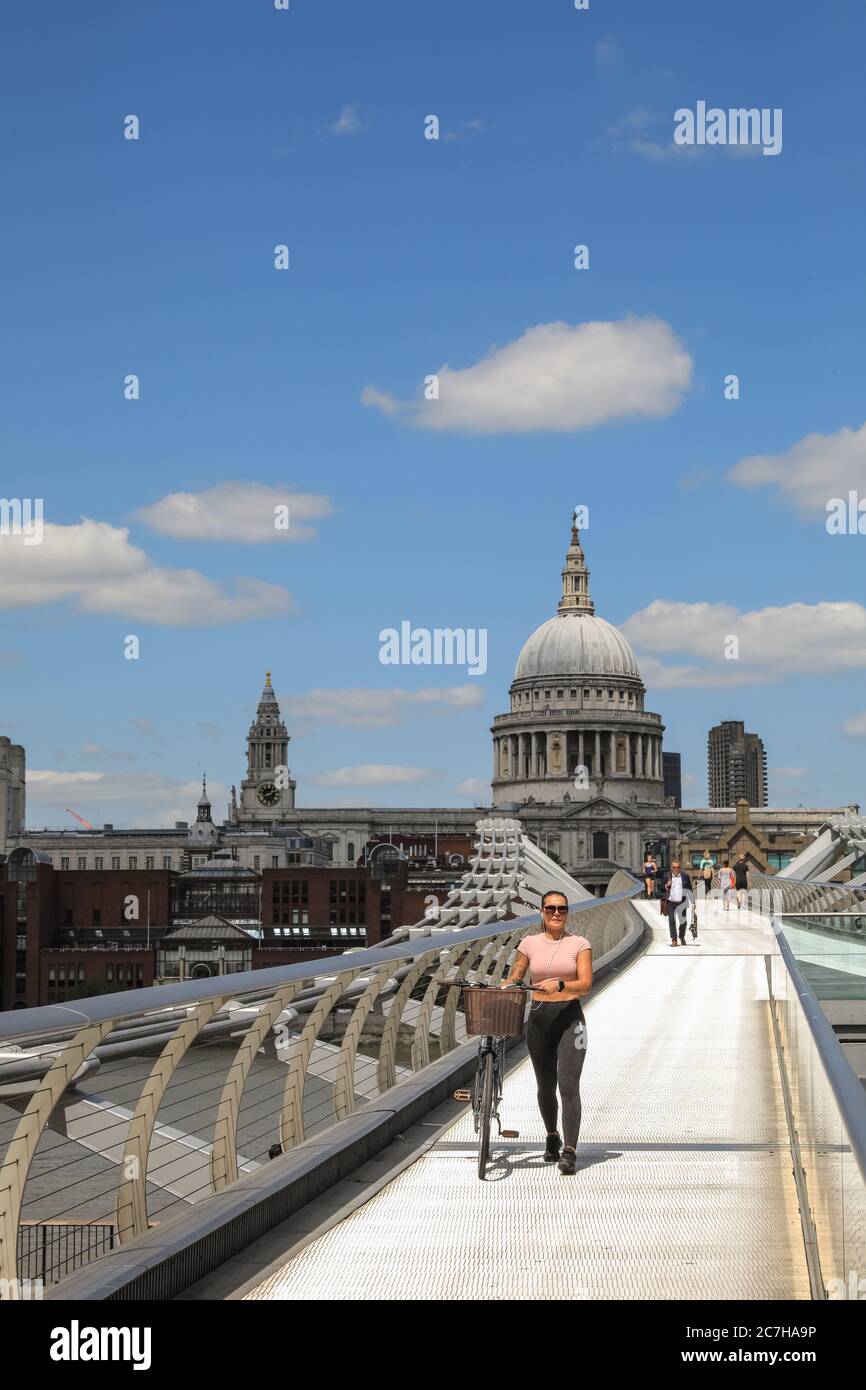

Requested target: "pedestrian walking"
[
  {"left": 733, "top": 854, "right": 751, "bottom": 910},
  {"left": 718, "top": 859, "right": 735, "bottom": 910},
  {"left": 643, "top": 852, "right": 658, "bottom": 900},
  {"left": 662, "top": 858, "right": 695, "bottom": 946},
  {"left": 503, "top": 890, "right": 592, "bottom": 1175},
  {"left": 698, "top": 850, "right": 715, "bottom": 919}
]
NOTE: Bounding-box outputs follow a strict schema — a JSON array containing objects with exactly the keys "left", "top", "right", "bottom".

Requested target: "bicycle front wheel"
[{"left": 477, "top": 1050, "right": 495, "bottom": 1179}]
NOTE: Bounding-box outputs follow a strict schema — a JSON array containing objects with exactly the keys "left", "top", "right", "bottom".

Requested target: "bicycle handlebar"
[{"left": 441, "top": 980, "right": 529, "bottom": 991}]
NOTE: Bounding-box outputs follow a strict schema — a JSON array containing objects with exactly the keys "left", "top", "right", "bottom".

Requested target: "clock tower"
[{"left": 233, "top": 673, "right": 297, "bottom": 824}]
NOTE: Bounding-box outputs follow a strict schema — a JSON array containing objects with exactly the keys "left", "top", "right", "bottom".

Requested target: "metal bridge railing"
[
  {"left": 765, "top": 917, "right": 866, "bottom": 1296},
  {"left": 750, "top": 871, "right": 866, "bottom": 920},
  {"left": 0, "top": 883, "right": 642, "bottom": 1298}
]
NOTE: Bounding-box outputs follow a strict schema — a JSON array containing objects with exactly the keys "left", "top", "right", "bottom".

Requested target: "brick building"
[{"left": 0, "top": 847, "right": 426, "bottom": 1009}]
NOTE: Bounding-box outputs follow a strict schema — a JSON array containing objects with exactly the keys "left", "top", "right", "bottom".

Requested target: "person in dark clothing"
[
  {"left": 643, "top": 853, "right": 658, "bottom": 900},
  {"left": 733, "top": 854, "right": 751, "bottom": 909},
  {"left": 663, "top": 859, "right": 695, "bottom": 946}
]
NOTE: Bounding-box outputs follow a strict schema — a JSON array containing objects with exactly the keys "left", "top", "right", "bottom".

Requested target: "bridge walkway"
[{"left": 201, "top": 899, "right": 812, "bottom": 1300}]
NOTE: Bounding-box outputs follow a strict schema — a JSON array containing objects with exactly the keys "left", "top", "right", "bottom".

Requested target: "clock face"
[{"left": 257, "top": 782, "right": 279, "bottom": 806}]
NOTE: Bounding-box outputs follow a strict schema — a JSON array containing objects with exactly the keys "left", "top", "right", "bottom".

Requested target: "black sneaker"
[
  {"left": 558, "top": 1147, "right": 577, "bottom": 1175},
  {"left": 543, "top": 1132, "right": 562, "bottom": 1163}
]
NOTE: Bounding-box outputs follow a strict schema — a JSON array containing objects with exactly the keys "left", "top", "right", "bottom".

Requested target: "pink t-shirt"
[{"left": 516, "top": 932, "right": 592, "bottom": 985}]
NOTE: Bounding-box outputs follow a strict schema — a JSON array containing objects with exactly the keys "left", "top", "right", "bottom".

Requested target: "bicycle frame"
[{"left": 448, "top": 981, "right": 526, "bottom": 1176}]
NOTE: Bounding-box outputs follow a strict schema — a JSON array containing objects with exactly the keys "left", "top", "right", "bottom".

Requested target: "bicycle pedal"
[
  {"left": 452, "top": 1089, "right": 471, "bottom": 1101},
  {"left": 500, "top": 1129, "right": 520, "bottom": 1139}
]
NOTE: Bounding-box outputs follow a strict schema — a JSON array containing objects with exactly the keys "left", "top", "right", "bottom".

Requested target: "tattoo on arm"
[{"left": 509, "top": 953, "right": 529, "bottom": 982}]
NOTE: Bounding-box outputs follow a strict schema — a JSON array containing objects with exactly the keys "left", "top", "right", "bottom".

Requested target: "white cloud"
[
  {"left": 360, "top": 385, "right": 400, "bottom": 417},
  {"left": 0, "top": 519, "right": 294, "bottom": 625},
  {"left": 774, "top": 767, "right": 808, "bottom": 778},
  {"left": 623, "top": 598, "right": 866, "bottom": 688},
  {"left": 455, "top": 777, "right": 490, "bottom": 799},
  {"left": 443, "top": 118, "right": 484, "bottom": 142},
  {"left": 729, "top": 422, "right": 866, "bottom": 517},
  {"left": 279, "top": 685, "right": 484, "bottom": 728},
  {"left": 605, "top": 108, "right": 763, "bottom": 162},
  {"left": 842, "top": 712, "right": 866, "bottom": 737},
  {"left": 329, "top": 104, "right": 365, "bottom": 136},
  {"left": 130, "top": 718, "right": 161, "bottom": 740},
  {"left": 25, "top": 771, "right": 223, "bottom": 828},
  {"left": 80, "top": 743, "right": 135, "bottom": 765},
  {"left": 606, "top": 109, "right": 701, "bottom": 162},
  {"left": 313, "top": 764, "right": 440, "bottom": 787},
  {"left": 361, "top": 316, "right": 692, "bottom": 434},
  {"left": 134, "top": 483, "right": 334, "bottom": 542},
  {"left": 679, "top": 466, "right": 712, "bottom": 491},
  {"left": 595, "top": 35, "right": 618, "bottom": 65}
]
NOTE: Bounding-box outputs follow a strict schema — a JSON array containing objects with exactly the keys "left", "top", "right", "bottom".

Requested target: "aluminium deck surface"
[{"left": 242, "top": 899, "right": 811, "bottom": 1301}]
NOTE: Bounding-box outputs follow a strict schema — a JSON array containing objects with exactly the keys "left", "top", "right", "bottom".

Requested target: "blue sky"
[{"left": 2, "top": 0, "right": 865, "bottom": 826}]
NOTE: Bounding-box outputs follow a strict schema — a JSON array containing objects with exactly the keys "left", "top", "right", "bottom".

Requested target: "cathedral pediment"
[{"left": 561, "top": 796, "right": 639, "bottom": 821}]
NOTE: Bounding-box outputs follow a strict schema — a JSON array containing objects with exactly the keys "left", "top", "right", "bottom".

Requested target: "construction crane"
[{"left": 65, "top": 808, "right": 94, "bottom": 830}]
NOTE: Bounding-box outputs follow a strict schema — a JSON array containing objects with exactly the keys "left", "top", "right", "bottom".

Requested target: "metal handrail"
[
  {"left": 770, "top": 918, "right": 866, "bottom": 1189},
  {"left": 0, "top": 884, "right": 643, "bottom": 1295},
  {"left": 0, "top": 885, "right": 641, "bottom": 1046}
]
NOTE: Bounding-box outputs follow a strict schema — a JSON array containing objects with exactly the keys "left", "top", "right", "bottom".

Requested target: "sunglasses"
[{"left": 542, "top": 905, "right": 567, "bottom": 915}]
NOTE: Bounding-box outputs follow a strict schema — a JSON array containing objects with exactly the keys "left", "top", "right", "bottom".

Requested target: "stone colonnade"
[{"left": 493, "top": 729, "right": 663, "bottom": 782}]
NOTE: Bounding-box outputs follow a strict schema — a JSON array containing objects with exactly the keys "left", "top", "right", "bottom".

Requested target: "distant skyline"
[{"left": 2, "top": 0, "right": 865, "bottom": 827}]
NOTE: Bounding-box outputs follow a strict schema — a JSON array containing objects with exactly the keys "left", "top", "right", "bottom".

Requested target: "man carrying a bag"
[{"left": 663, "top": 859, "right": 695, "bottom": 947}]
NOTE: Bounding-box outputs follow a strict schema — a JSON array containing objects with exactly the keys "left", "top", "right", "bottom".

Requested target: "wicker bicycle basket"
[{"left": 463, "top": 987, "right": 526, "bottom": 1037}]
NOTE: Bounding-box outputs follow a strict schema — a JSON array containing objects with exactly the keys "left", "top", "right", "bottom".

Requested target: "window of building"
[
  {"left": 347, "top": 841, "right": 355, "bottom": 861},
  {"left": 544, "top": 690, "right": 550, "bottom": 698},
  {"left": 145, "top": 856, "right": 154, "bottom": 870},
  {"left": 596, "top": 689, "right": 602, "bottom": 698},
  {"left": 592, "top": 830, "right": 609, "bottom": 860},
  {"left": 272, "top": 856, "right": 279, "bottom": 868},
  {"left": 129, "top": 856, "right": 137, "bottom": 870},
  {"left": 61, "top": 857, "right": 69, "bottom": 870},
  {"left": 112, "top": 856, "right": 120, "bottom": 870},
  {"left": 556, "top": 689, "right": 563, "bottom": 698},
  {"left": 93, "top": 908, "right": 101, "bottom": 925},
  {"left": 570, "top": 689, "right": 577, "bottom": 698},
  {"left": 253, "top": 855, "right": 260, "bottom": 870},
  {"left": 77, "top": 857, "right": 86, "bottom": 870},
  {"left": 95, "top": 856, "right": 103, "bottom": 870},
  {"left": 163, "top": 856, "right": 171, "bottom": 870}
]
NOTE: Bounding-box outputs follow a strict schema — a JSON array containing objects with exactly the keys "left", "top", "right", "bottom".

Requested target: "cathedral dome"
[
  {"left": 512, "top": 515, "right": 642, "bottom": 684},
  {"left": 515, "top": 613, "right": 641, "bottom": 682}
]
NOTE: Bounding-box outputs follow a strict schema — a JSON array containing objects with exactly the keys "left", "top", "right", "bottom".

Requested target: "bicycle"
[{"left": 445, "top": 980, "right": 529, "bottom": 1179}]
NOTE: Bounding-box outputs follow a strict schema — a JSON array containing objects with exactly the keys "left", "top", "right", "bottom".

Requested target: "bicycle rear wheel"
[{"left": 477, "top": 1050, "right": 495, "bottom": 1179}]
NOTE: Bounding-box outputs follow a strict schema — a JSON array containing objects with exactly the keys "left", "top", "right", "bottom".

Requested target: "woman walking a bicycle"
[{"left": 503, "top": 890, "right": 592, "bottom": 1175}]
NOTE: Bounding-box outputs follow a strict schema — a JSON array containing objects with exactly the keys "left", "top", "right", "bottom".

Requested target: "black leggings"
[{"left": 525, "top": 998, "right": 587, "bottom": 1148}]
